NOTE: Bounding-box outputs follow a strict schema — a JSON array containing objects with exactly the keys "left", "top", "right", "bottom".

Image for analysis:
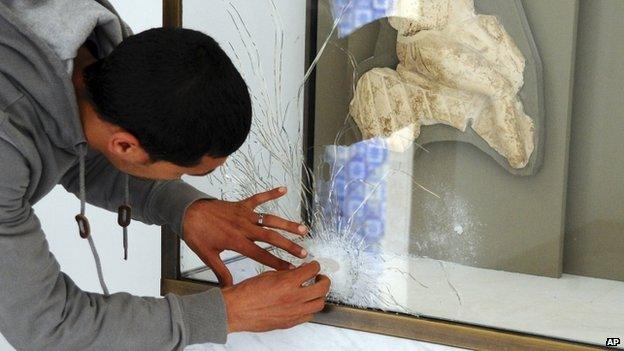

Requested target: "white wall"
[{"left": 0, "top": 1, "right": 162, "bottom": 350}]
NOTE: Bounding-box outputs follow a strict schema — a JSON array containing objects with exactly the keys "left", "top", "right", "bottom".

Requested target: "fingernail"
[
  {"left": 298, "top": 225, "right": 307, "bottom": 233},
  {"left": 301, "top": 249, "right": 308, "bottom": 257},
  {"left": 278, "top": 187, "right": 287, "bottom": 193}
]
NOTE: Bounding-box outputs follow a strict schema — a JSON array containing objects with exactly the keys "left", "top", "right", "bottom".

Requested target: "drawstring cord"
[
  {"left": 87, "top": 235, "right": 109, "bottom": 295},
  {"left": 75, "top": 145, "right": 110, "bottom": 296},
  {"left": 118, "top": 174, "right": 131, "bottom": 260},
  {"left": 74, "top": 145, "right": 132, "bottom": 295}
]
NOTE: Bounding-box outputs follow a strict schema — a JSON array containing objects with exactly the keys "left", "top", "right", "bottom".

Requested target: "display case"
[{"left": 161, "top": 1, "right": 624, "bottom": 350}]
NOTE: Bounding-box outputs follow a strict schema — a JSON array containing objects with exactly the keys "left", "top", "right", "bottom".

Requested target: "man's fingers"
[
  {"left": 244, "top": 187, "right": 287, "bottom": 209},
  {"left": 237, "top": 240, "right": 293, "bottom": 271},
  {"left": 254, "top": 228, "right": 307, "bottom": 259},
  {"left": 290, "top": 261, "right": 321, "bottom": 285},
  {"left": 205, "top": 254, "right": 233, "bottom": 287},
  {"left": 301, "top": 297, "right": 327, "bottom": 315},
  {"left": 253, "top": 213, "right": 308, "bottom": 236},
  {"left": 300, "top": 274, "right": 331, "bottom": 301}
]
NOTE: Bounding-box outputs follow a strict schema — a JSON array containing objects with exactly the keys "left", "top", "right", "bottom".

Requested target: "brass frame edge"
[{"left": 163, "top": 0, "right": 182, "bottom": 28}]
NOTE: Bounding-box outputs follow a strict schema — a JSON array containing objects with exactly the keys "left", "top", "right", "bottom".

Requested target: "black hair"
[{"left": 83, "top": 27, "right": 252, "bottom": 167}]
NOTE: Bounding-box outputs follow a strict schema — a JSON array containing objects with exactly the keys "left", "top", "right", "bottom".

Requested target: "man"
[{"left": 0, "top": 1, "right": 330, "bottom": 350}]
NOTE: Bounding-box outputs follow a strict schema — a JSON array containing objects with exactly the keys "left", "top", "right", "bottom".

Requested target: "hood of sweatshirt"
[{"left": 1, "top": 0, "right": 130, "bottom": 152}]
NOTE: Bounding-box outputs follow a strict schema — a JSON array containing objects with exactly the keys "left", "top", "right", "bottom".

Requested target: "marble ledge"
[{"left": 185, "top": 322, "right": 468, "bottom": 351}]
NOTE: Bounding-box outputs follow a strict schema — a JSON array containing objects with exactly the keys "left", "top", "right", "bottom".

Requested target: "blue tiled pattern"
[
  {"left": 332, "top": 0, "right": 395, "bottom": 37},
  {"left": 319, "top": 138, "right": 390, "bottom": 247}
]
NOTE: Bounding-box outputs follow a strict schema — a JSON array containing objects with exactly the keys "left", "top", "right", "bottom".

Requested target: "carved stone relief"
[{"left": 349, "top": 0, "right": 538, "bottom": 170}]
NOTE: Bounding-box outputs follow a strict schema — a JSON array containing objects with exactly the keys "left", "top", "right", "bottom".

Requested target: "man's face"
[
  {"left": 74, "top": 42, "right": 244, "bottom": 183},
  {"left": 109, "top": 153, "right": 229, "bottom": 181},
  {"left": 80, "top": 106, "right": 230, "bottom": 181}
]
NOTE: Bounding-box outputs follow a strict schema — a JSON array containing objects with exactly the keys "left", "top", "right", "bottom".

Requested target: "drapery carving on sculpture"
[{"left": 349, "top": 0, "right": 535, "bottom": 169}]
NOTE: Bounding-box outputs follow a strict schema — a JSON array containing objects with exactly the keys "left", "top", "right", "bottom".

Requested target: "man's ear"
[{"left": 107, "top": 131, "right": 151, "bottom": 164}]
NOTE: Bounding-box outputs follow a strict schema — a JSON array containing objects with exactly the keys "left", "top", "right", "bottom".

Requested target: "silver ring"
[{"left": 256, "top": 213, "right": 265, "bottom": 226}]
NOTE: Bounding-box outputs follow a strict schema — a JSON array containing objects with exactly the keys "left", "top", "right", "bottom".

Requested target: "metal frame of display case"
[{"left": 159, "top": 1, "right": 604, "bottom": 350}]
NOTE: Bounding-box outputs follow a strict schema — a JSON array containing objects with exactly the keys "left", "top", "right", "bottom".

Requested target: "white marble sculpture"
[{"left": 350, "top": 0, "right": 535, "bottom": 168}]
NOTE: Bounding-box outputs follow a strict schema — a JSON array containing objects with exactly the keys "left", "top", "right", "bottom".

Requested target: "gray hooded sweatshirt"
[{"left": 0, "top": 0, "right": 228, "bottom": 349}]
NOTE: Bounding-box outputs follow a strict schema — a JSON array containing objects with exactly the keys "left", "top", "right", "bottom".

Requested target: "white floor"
[
  {"left": 185, "top": 322, "right": 468, "bottom": 351},
  {"left": 187, "top": 255, "right": 624, "bottom": 348}
]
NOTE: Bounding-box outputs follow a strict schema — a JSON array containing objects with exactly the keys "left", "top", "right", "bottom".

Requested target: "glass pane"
[
  {"left": 181, "top": 0, "right": 623, "bottom": 347},
  {"left": 179, "top": 0, "right": 307, "bottom": 275}
]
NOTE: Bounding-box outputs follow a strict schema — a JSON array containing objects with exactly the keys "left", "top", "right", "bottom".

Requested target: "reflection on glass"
[{"left": 181, "top": 0, "right": 624, "bottom": 347}]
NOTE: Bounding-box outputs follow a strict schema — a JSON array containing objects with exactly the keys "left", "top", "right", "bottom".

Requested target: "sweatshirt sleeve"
[
  {"left": 0, "top": 140, "right": 227, "bottom": 350},
  {"left": 59, "top": 149, "right": 214, "bottom": 239}
]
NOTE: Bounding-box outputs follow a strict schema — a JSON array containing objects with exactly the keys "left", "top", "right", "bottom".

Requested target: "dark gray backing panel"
[
  {"left": 407, "top": 0, "right": 578, "bottom": 277},
  {"left": 563, "top": 0, "right": 624, "bottom": 282}
]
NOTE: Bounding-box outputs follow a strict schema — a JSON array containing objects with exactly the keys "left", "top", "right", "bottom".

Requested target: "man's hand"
[
  {"left": 183, "top": 187, "right": 309, "bottom": 286},
  {"left": 222, "top": 261, "right": 330, "bottom": 333}
]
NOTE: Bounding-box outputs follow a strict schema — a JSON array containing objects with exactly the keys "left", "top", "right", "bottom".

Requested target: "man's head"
[{"left": 81, "top": 27, "right": 252, "bottom": 180}]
